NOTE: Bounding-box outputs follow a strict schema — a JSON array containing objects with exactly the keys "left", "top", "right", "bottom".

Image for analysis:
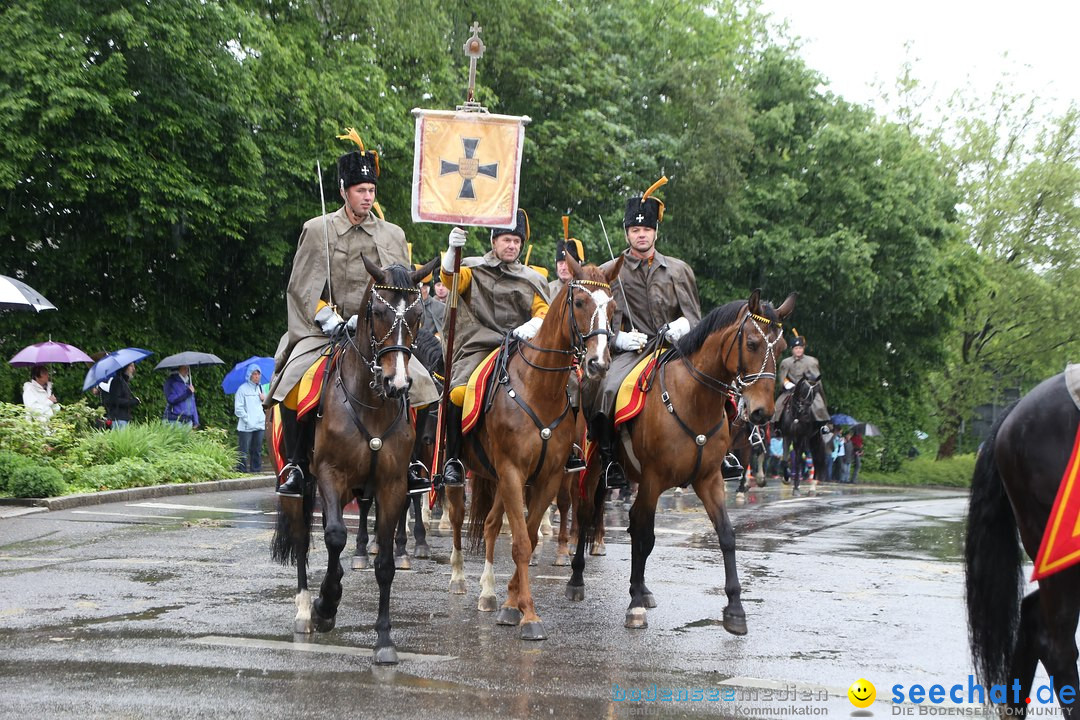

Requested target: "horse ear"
[
  {"left": 362, "top": 254, "right": 386, "bottom": 284},
  {"left": 748, "top": 288, "right": 761, "bottom": 314},
  {"left": 566, "top": 252, "right": 585, "bottom": 280},
  {"left": 604, "top": 256, "right": 624, "bottom": 284},
  {"left": 412, "top": 256, "right": 440, "bottom": 286},
  {"left": 776, "top": 292, "right": 797, "bottom": 319}
]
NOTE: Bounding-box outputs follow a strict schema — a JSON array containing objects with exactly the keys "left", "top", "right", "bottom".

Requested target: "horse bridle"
[{"left": 516, "top": 278, "right": 613, "bottom": 370}]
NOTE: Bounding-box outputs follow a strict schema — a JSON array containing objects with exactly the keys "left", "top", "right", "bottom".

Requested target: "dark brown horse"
[
  {"left": 567, "top": 290, "right": 795, "bottom": 634},
  {"left": 777, "top": 377, "right": 827, "bottom": 493},
  {"left": 966, "top": 370, "right": 1080, "bottom": 717},
  {"left": 271, "top": 257, "right": 439, "bottom": 664},
  {"left": 446, "top": 255, "right": 621, "bottom": 640}
]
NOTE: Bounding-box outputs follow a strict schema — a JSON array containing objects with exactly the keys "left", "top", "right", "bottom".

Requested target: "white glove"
[
  {"left": 664, "top": 316, "right": 692, "bottom": 342},
  {"left": 315, "top": 305, "right": 345, "bottom": 336},
  {"left": 443, "top": 227, "right": 467, "bottom": 273},
  {"left": 784, "top": 380, "right": 795, "bottom": 391},
  {"left": 345, "top": 314, "right": 358, "bottom": 333},
  {"left": 615, "top": 330, "right": 648, "bottom": 352},
  {"left": 512, "top": 316, "right": 544, "bottom": 341}
]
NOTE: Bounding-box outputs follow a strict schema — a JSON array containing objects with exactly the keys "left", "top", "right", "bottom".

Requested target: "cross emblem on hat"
[
  {"left": 361, "top": 166, "right": 370, "bottom": 175},
  {"left": 636, "top": 213, "right": 644, "bottom": 223},
  {"left": 440, "top": 137, "right": 499, "bottom": 200}
]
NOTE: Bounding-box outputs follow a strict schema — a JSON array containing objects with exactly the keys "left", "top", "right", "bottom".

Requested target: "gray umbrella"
[
  {"left": 853, "top": 422, "right": 882, "bottom": 437},
  {"left": 154, "top": 351, "right": 225, "bottom": 370},
  {"left": 0, "top": 275, "right": 56, "bottom": 312}
]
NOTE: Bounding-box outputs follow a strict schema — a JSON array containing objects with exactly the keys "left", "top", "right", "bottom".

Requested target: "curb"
[{"left": 0, "top": 474, "right": 277, "bottom": 515}]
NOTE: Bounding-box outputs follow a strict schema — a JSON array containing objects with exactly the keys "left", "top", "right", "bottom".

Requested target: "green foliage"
[
  {"left": 859, "top": 454, "right": 976, "bottom": 488},
  {"left": 75, "top": 457, "right": 161, "bottom": 492},
  {"left": 9, "top": 463, "right": 66, "bottom": 498},
  {"left": 0, "top": 450, "right": 34, "bottom": 493}
]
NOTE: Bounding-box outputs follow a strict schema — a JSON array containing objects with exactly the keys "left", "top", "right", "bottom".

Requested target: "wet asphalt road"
[{"left": 0, "top": 481, "right": 996, "bottom": 719}]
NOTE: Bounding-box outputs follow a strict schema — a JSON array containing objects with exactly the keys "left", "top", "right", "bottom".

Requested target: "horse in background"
[
  {"left": 777, "top": 376, "right": 826, "bottom": 494},
  {"left": 966, "top": 370, "right": 1080, "bottom": 717},
  {"left": 271, "top": 257, "right": 439, "bottom": 665}
]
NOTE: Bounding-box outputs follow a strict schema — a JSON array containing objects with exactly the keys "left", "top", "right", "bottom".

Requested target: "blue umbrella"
[
  {"left": 82, "top": 348, "right": 154, "bottom": 392},
  {"left": 830, "top": 413, "right": 859, "bottom": 426},
  {"left": 221, "top": 356, "right": 275, "bottom": 394}
]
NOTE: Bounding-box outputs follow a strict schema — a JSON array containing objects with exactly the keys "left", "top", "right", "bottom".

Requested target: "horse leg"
[
  {"left": 1034, "top": 583, "right": 1080, "bottom": 716},
  {"left": 312, "top": 480, "right": 347, "bottom": 634},
  {"left": 394, "top": 501, "right": 411, "bottom": 570},
  {"left": 371, "top": 475, "right": 407, "bottom": 665},
  {"left": 501, "top": 476, "right": 548, "bottom": 640},
  {"left": 352, "top": 489, "right": 373, "bottom": 570},
  {"left": 273, "top": 495, "right": 315, "bottom": 634},
  {"left": 790, "top": 445, "right": 801, "bottom": 493},
  {"left": 553, "top": 474, "right": 571, "bottom": 566},
  {"left": 625, "top": 476, "right": 662, "bottom": 629},
  {"left": 446, "top": 485, "right": 467, "bottom": 594},
  {"left": 694, "top": 474, "right": 747, "bottom": 636},
  {"left": 1005, "top": 592, "right": 1042, "bottom": 717},
  {"left": 478, "top": 494, "right": 503, "bottom": 612},
  {"left": 412, "top": 493, "right": 431, "bottom": 558}
]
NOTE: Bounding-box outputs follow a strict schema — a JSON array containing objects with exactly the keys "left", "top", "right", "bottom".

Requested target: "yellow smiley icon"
[{"left": 848, "top": 679, "right": 876, "bottom": 708}]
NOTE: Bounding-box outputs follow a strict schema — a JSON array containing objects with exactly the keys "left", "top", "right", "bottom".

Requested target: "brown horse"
[
  {"left": 567, "top": 290, "right": 795, "bottom": 635},
  {"left": 271, "top": 257, "right": 439, "bottom": 664},
  {"left": 446, "top": 255, "right": 622, "bottom": 640},
  {"left": 966, "top": 371, "right": 1080, "bottom": 717}
]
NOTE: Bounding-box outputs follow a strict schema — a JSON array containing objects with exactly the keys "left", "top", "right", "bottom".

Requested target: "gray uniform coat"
[{"left": 773, "top": 353, "right": 830, "bottom": 422}]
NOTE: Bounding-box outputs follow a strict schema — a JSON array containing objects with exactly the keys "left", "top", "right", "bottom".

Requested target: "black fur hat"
[
  {"left": 489, "top": 208, "right": 530, "bottom": 244},
  {"left": 336, "top": 127, "right": 379, "bottom": 189},
  {"left": 623, "top": 176, "right": 668, "bottom": 229}
]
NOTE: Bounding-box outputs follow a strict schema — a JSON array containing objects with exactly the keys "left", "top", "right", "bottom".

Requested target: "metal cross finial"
[{"left": 463, "top": 23, "right": 486, "bottom": 104}]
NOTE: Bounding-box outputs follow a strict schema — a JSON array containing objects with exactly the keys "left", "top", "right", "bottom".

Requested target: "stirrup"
[
  {"left": 407, "top": 461, "right": 430, "bottom": 496},
  {"left": 438, "top": 458, "right": 465, "bottom": 488},
  {"left": 276, "top": 463, "right": 304, "bottom": 497},
  {"left": 602, "top": 460, "right": 628, "bottom": 490},
  {"left": 565, "top": 444, "right": 586, "bottom": 474}
]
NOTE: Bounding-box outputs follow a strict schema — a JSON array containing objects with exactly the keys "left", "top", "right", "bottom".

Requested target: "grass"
[{"left": 858, "top": 454, "right": 975, "bottom": 488}]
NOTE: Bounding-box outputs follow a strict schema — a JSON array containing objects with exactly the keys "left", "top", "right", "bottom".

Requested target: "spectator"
[
  {"left": 830, "top": 426, "right": 846, "bottom": 482},
  {"left": 850, "top": 432, "right": 864, "bottom": 484},
  {"left": 108, "top": 363, "right": 140, "bottom": 429},
  {"left": 163, "top": 365, "right": 200, "bottom": 428},
  {"left": 234, "top": 364, "right": 266, "bottom": 473},
  {"left": 842, "top": 430, "right": 855, "bottom": 484},
  {"left": 22, "top": 365, "right": 58, "bottom": 421},
  {"left": 766, "top": 433, "right": 785, "bottom": 479}
]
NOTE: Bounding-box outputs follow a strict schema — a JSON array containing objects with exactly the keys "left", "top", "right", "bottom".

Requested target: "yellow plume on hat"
[
  {"left": 372, "top": 201, "right": 385, "bottom": 221},
  {"left": 562, "top": 215, "right": 570, "bottom": 242},
  {"left": 337, "top": 127, "right": 365, "bottom": 151},
  {"left": 641, "top": 176, "right": 668, "bottom": 222}
]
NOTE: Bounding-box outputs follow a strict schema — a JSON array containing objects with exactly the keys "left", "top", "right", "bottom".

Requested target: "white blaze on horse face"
[
  {"left": 390, "top": 297, "right": 409, "bottom": 391},
  {"left": 589, "top": 288, "right": 612, "bottom": 358}
]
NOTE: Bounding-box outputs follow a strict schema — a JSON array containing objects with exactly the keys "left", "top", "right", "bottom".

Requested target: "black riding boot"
[
  {"left": 439, "top": 403, "right": 465, "bottom": 487},
  {"left": 407, "top": 461, "right": 430, "bottom": 495},
  {"left": 276, "top": 406, "right": 307, "bottom": 497},
  {"left": 589, "top": 414, "right": 627, "bottom": 490}
]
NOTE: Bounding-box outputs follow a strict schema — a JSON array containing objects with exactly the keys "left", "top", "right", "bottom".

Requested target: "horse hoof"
[
  {"left": 395, "top": 555, "right": 412, "bottom": 570},
  {"left": 352, "top": 555, "right": 369, "bottom": 570},
  {"left": 734, "top": 492, "right": 746, "bottom": 504},
  {"left": 496, "top": 607, "right": 523, "bottom": 626},
  {"left": 792, "top": 488, "right": 801, "bottom": 496},
  {"left": 414, "top": 543, "right": 431, "bottom": 559},
  {"left": 552, "top": 553, "right": 570, "bottom": 567},
  {"left": 643, "top": 592, "right": 657, "bottom": 609},
  {"left": 477, "top": 595, "right": 499, "bottom": 612},
  {"left": 590, "top": 541, "right": 607, "bottom": 556},
  {"left": 367, "top": 540, "right": 379, "bottom": 554},
  {"left": 520, "top": 621, "right": 547, "bottom": 641},
  {"left": 565, "top": 584, "right": 585, "bottom": 602},
  {"left": 723, "top": 609, "right": 748, "bottom": 636},
  {"left": 625, "top": 607, "right": 648, "bottom": 629},
  {"left": 449, "top": 578, "right": 467, "bottom": 595},
  {"left": 314, "top": 614, "right": 336, "bottom": 633},
  {"left": 529, "top": 554, "right": 539, "bottom": 567},
  {"left": 293, "top": 618, "right": 314, "bottom": 634},
  {"left": 373, "top": 645, "right": 399, "bottom": 665}
]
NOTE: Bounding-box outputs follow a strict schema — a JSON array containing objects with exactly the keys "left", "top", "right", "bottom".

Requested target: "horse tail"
[
  {"left": 468, "top": 474, "right": 496, "bottom": 555},
  {"left": 965, "top": 400, "right": 1023, "bottom": 690},
  {"left": 581, "top": 472, "right": 607, "bottom": 554},
  {"left": 271, "top": 492, "right": 315, "bottom": 566}
]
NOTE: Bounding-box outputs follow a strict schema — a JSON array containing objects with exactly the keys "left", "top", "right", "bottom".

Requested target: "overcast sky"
[{"left": 758, "top": 0, "right": 1079, "bottom": 117}]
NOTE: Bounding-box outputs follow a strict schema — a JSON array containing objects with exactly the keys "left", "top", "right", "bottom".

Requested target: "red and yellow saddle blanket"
[
  {"left": 269, "top": 354, "right": 333, "bottom": 473},
  {"left": 1032, "top": 421, "right": 1080, "bottom": 580},
  {"left": 462, "top": 347, "right": 502, "bottom": 435},
  {"left": 613, "top": 354, "right": 659, "bottom": 429}
]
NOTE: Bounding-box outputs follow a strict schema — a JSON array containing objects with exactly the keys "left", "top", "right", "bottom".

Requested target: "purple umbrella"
[{"left": 9, "top": 341, "right": 94, "bottom": 367}]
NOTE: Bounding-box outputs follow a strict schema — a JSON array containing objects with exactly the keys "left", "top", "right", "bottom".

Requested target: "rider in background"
[
  {"left": 587, "top": 177, "right": 701, "bottom": 490},
  {"left": 772, "top": 333, "right": 830, "bottom": 434},
  {"left": 437, "top": 209, "right": 551, "bottom": 487}
]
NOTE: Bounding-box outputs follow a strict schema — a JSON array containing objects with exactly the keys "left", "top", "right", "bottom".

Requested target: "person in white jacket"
[
  {"left": 234, "top": 365, "right": 267, "bottom": 472},
  {"left": 22, "top": 365, "right": 58, "bottom": 421}
]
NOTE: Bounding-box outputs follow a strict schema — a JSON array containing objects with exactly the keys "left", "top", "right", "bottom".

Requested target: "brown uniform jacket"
[
  {"left": 774, "top": 354, "right": 830, "bottom": 422},
  {"left": 602, "top": 248, "right": 701, "bottom": 337}
]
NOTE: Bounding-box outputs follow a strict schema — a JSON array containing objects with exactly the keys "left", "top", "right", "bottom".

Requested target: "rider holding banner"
[
  {"left": 437, "top": 209, "right": 551, "bottom": 487},
  {"left": 269, "top": 129, "right": 439, "bottom": 497},
  {"left": 587, "top": 177, "right": 702, "bottom": 489}
]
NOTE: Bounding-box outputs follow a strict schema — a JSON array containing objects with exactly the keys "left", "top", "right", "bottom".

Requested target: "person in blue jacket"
[
  {"left": 163, "top": 365, "right": 200, "bottom": 428},
  {"left": 234, "top": 364, "right": 266, "bottom": 473}
]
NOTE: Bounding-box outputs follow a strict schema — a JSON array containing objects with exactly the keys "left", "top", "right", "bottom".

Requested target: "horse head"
[
  {"left": 550, "top": 254, "right": 622, "bottom": 380},
  {"left": 360, "top": 255, "right": 441, "bottom": 399}
]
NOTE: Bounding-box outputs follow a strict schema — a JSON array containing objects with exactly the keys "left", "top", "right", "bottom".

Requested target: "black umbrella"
[
  {"left": 154, "top": 351, "right": 225, "bottom": 370},
  {"left": 0, "top": 275, "right": 56, "bottom": 312}
]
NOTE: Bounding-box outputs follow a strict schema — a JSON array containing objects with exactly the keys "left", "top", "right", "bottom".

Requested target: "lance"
[
  {"left": 316, "top": 159, "right": 334, "bottom": 312},
  {"left": 430, "top": 22, "right": 487, "bottom": 504},
  {"left": 599, "top": 214, "right": 638, "bottom": 334}
]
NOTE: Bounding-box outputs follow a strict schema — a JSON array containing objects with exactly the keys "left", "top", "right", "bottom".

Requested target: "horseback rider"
[
  {"left": 268, "top": 130, "right": 440, "bottom": 497},
  {"left": 416, "top": 264, "right": 446, "bottom": 340},
  {"left": 438, "top": 209, "right": 552, "bottom": 487},
  {"left": 772, "top": 333, "right": 830, "bottom": 431},
  {"left": 548, "top": 231, "right": 585, "bottom": 301},
  {"left": 586, "top": 177, "right": 702, "bottom": 489}
]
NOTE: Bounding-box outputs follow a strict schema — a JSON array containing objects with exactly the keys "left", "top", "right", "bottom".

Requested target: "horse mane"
[
  {"left": 383, "top": 263, "right": 415, "bottom": 288},
  {"left": 676, "top": 298, "right": 781, "bottom": 356},
  {"left": 413, "top": 329, "right": 444, "bottom": 375}
]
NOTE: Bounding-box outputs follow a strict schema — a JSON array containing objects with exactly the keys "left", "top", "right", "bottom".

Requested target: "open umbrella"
[
  {"left": 853, "top": 422, "right": 882, "bottom": 437},
  {"left": 10, "top": 341, "right": 93, "bottom": 367},
  {"left": 0, "top": 275, "right": 56, "bottom": 312},
  {"left": 82, "top": 348, "right": 154, "bottom": 391},
  {"left": 221, "top": 356, "right": 275, "bottom": 394},
  {"left": 830, "top": 413, "right": 859, "bottom": 426},
  {"left": 154, "top": 351, "right": 225, "bottom": 371}
]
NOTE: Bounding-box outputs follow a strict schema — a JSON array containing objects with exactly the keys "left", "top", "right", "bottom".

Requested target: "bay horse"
[
  {"left": 966, "top": 370, "right": 1080, "bottom": 717},
  {"left": 777, "top": 376, "right": 826, "bottom": 493},
  {"left": 566, "top": 290, "right": 795, "bottom": 634},
  {"left": 271, "top": 256, "right": 439, "bottom": 665},
  {"left": 447, "top": 255, "right": 621, "bottom": 640}
]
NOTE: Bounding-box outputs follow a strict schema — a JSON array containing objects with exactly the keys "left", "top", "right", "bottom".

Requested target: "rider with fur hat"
[{"left": 548, "top": 216, "right": 586, "bottom": 300}]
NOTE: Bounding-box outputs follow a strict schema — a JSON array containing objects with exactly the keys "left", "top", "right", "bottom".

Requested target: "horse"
[
  {"left": 566, "top": 290, "right": 795, "bottom": 634},
  {"left": 723, "top": 407, "right": 769, "bottom": 496},
  {"left": 351, "top": 328, "right": 445, "bottom": 570},
  {"left": 446, "top": 255, "right": 621, "bottom": 640},
  {"left": 777, "top": 376, "right": 826, "bottom": 493},
  {"left": 271, "top": 256, "right": 440, "bottom": 665},
  {"left": 966, "top": 370, "right": 1080, "bottom": 717}
]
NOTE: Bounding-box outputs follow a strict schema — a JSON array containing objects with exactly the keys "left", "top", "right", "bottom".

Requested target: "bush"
[
  {"left": 76, "top": 458, "right": 163, "bottom": 491},
  {"left": 10, "top": 464, "right": 66, "bottom": 498},
  {"left": 152, "top": 452, "right": 233, "bottom": 484},
  {"left": 0, "top": 450, "right": 33, "bottom": 494},
  {"left": 859, "top": 454, "right": 976, "bottom": 488}
]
